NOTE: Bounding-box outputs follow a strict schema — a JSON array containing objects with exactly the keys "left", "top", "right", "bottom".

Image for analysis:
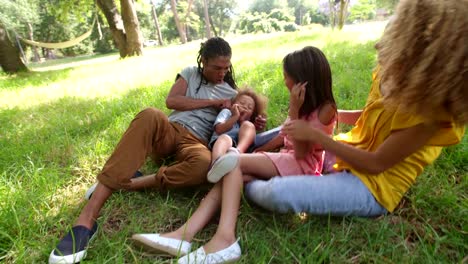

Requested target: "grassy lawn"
[{"left": 0, "top": 21, "right": 466, "bottom": 263}]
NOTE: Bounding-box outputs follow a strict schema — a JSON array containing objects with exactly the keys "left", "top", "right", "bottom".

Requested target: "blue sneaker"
[
  {"left": 49, "top": 223, "right": 98, "bottom": 264},
  {"left": 85, "top": 171, "right": 143, "bottom": 200},
  {"left": 133, "top": 170, "right": 143, "bottom": 178}
]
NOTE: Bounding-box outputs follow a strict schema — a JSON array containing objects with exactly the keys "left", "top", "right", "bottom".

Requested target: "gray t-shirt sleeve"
[
  {"left": 214, "top": 109, "right": 232, "bottom": 127},
  {"left": 179, "top": 66, "right": 196, "bottom": 83}
]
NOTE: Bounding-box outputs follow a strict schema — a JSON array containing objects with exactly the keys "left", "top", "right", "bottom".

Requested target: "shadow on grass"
[{"left": 0, "top": 68, "right": 74, "bottom": 91}]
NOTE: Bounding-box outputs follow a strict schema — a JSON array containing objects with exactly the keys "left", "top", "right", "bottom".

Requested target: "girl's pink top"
[{"left": 263, "top": 109, "right": 336, "bottom": 176}]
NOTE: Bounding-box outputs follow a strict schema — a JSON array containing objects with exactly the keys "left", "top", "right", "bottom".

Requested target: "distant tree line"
[{"left": 0, "top": 0, "right": 398, "bottom": 73}]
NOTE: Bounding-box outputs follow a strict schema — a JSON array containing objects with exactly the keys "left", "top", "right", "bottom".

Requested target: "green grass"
[{"left": 1, "top": 21, "right": 467, "bottom": 263}]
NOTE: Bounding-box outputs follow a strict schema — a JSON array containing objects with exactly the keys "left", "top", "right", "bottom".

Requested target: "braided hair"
[{"left": 196, "top": 37, "right": 237, "bottom": 93}]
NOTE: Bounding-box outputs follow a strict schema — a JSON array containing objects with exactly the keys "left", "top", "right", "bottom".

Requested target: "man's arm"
[
  {"left": 253, "top": 134, "right": 284, "bottom": 152},
  {"left": 165, "top": 78, "right": 229, "bottom": 111}
]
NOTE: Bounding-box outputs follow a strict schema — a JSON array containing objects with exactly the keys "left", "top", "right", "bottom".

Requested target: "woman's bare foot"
[
  {"left": 202, "top": 234, "right": 236, "bottom": 254},
  {"left": 160, "top": 228, "right": 192, "bottom": 242}
]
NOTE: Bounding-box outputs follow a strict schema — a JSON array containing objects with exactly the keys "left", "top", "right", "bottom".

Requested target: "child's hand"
[
  {"left": 289, "top": 82, "right": 307, "bottom": 118},
  {"left": 254, "top": 115, "right": 267, "bottom": 131},
  {"left": 231, "top": 104, "right": 240, "bottom": 118},
  {"left": 282, "top": 119, "right": 316, "bottom": 141}
]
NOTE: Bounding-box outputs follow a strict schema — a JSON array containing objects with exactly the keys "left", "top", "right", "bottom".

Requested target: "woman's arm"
[
  {"left": 253, "top": 134, "right": 284, "bottom": 152},
  {"left": 165, "top": 78, "right": 230, "bottom": 111},
  {"left": 283, "top": 120, "right": 439, "bottom": 174},
  {"left": 337, "top": 109, "right": 363, "bottom": 125}
]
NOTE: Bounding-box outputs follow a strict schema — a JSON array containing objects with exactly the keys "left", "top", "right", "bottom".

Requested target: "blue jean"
[
  {"left": 249, "top": 126, "right": 281, "bottom": 151},
  {"left": 244, "top": 171, "right": 387, "bottom": 217}
]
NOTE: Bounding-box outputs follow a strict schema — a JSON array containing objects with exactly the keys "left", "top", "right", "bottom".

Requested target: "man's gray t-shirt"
[{"left": 168, "top": 66, "right": 237, "bottom": 143}]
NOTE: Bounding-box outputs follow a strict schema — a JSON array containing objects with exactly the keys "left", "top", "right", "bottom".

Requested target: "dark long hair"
[
  {"left": 195, "top": 37, "right": 237, "bottom": 93},
  {"left": 283, "top": 46, "right": 336, "bottom": 117}
]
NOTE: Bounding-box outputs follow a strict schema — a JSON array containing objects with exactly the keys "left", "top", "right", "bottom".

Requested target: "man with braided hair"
[{"left": 49, "top": 37, "right": 267, "bottom": 264}]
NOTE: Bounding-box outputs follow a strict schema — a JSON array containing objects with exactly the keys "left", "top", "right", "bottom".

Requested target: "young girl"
[
  {"left": 207, "top": 88, "right": 267, "bottom": 180},
  {"left": 246, "top": 0, "right": 467, "bottom": 217},
  {"left": 131, "top": 46, "right": 337, "bottom": 263}
]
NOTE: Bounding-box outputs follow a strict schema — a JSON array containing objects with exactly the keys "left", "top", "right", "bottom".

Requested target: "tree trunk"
[
  {"left": 121, "top": 0, "right": 143, "bottom": 56},
  {"left": 203, "top": 0, "right": 211, "bottom": 38},
  {"left": 97, "top": 0, "right": 127, "bottom": 57},
  {"left": 0, "top": 23, "right": 28, "bottom": 73},
  {"left": 151, "top": 3, "right": 164, "bottom": 46},
  {"left": 337, "top": 0, "right": 350, "bottom": 30},
  {"left": 328, "top": 0, "right": 336, "bottom": 29},
  {"left": 209, "top": 16, "right": 217, "bottom": 37},
  {"left": 27, "top": 23, "right": 40, "bottom": 62},
  {"left": 170, "top": 0, "right": 187, "bottom": 44},
  {"left": 184, "top": 0, "right": 194, "bottom": 41},
  {"left": 219, "top": 12, "right": 224, "bottom": 36}
]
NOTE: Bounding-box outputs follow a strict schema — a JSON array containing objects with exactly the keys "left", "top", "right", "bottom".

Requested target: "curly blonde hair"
[
  {"left": 376, "top": 0, "right": 468, "bottom": 124},
  {"left": 234, "top": 87, "right": 268, "bottom": 123}
]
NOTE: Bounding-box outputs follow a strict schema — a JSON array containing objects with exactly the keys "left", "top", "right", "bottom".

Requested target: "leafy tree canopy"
[{"left": 249, "top": 0, "right": 289, "bottom": 14}]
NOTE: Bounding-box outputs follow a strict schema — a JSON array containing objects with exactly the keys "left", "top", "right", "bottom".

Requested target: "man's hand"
[{"left": 215, "top": 99, "right": 232, "bottom": 110}]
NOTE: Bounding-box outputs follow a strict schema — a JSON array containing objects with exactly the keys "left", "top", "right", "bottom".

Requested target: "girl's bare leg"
[
  {"left": 236, "top": 121, "right": 256, "bottom": 153},
  {"left": 202, "top": 153, "right": 279, "bottom": 253},
  {"left": 161, "top": 183, "right": 222, "bottom": 242},
  {"left": 202, "top": 166, "right": 243, "bottom": 252},
  {"left": 211, "top": 135, "right": 233, "bottom": 163}
]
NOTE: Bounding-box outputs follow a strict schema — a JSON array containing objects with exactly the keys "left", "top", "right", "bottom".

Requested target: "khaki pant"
[{"left": 97, "top": 107, "right": 211, "bottom": 190}]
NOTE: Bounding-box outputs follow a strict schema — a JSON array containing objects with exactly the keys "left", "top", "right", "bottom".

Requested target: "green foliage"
[
  {"left": 376, "top": 0, "right": 399, "bottom": 11},
  {"left": 205, "top": 0, "right": 237, "bottom": 36},
  {"left": 1, "top": 22, "right": 466, "bottom": 263},
  {"left": 249, "top": 0, "right": 289, "bottom": 14},
  {"left": 136, "top": 6, "right": 154, "bottom": 41},
  {"left": 349, "top": 0, "right": 377, "bottom": 23},
  {"left": 159, "top": 11, "right": 182, "bottom": 43},
  {"left": 267, "top": 8, "right": 295, "bottom": 22},
  {"left": 283, "top": 21, "right": 299, "bottom": 32},
  {"left": 286, "top": 0, "right": 315, "bottom": 25},
  {"left": 0, "top": 0, "right": 40, "bottom": 31},
  {"left": 236, "top": 8, "right": 298, "bottom": 34},
  {"left": 1, "top": 0, "right": 96, "bottom": 60},
  {"left": 91, "top": 15, "right": 116, "bottom": 54},
  {"left": 306, "top": 5, "right": 329, "bottom": 25},
  {"left": 47, "top": 0, "right": 93, "bottom": 23}
]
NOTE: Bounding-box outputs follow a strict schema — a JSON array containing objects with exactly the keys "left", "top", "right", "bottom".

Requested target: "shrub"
[{"left": 283, "top": 22, "right": 299, "bottom": 32}]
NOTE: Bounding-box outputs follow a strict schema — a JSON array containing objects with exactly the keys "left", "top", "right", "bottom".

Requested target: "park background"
[{"left": 1, "top": 0, "right": 467, "bottom": 263}]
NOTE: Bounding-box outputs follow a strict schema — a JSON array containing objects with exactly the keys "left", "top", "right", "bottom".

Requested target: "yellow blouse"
[{"left": 334, "top": 70, "right": 465, "bottom": 212}]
